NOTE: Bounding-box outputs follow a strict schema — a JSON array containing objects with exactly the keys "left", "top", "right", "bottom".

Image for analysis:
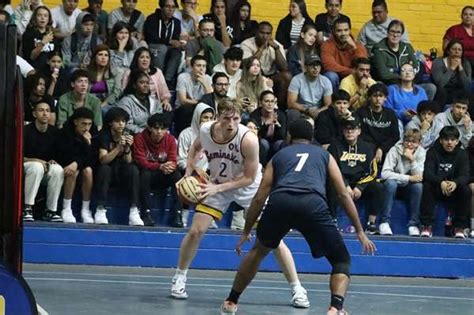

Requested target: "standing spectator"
[
  {"left": 420, "top": 126, "right": 470, "bottom": 238},
  {"left": 108, "top": 0, "right": 145, "bottom": 43},
  {"left": 133, "top": 113, "right": 184, "bottom": 227},
  {"left": 173, "top": 0, "right": 202, "bottom": 41},
  {"left": 314, "top": 0, "right": 350, "bottom": 45},
  {"left": 23, "top": 101, "right": 63, "bottom": 222},
  {"left": 200, "top": 72, "right": 229, "bottom": 111},
  {"left": 227, "top": 0, "right": 257, "bottom": 46},
  {"left": 340, "top": 57, "right": 376, "bottom": 112},
  {"left": 358, "top": 0, "right": 409, "bottom": 53},
  {"left": 51, "top": 0, "right": 82, "bottom": 40},
  {"left": 144, "top": 0, "right": 183, "bottom": 89},
  {"left": 275, "top": 0, "right": 314, "bottom": 50},
  {"left": 286, "top": 24, "right": 319, "bottom": 76},
  {"left": 108, "top": 21, "right": 137, "bottom": 70},
  {"left": 24, "top": 73, "right": 56, "bottom": 124},
  {"left": 94, "top": 107, "right": 144, "bottom": 226},
  {"left": 202, "top": 0, "right": 231, "bottom": 48},
  {"left": 443, "top": 6, "right": 473, "bottom": 73},
  {"left": 380, "top": 129, "right": 426, "bottom": 236},
  {"left": 83, "top": 0, "right": 108, "bottom": 42},
  {"left": 13, "top": 0, "right": 42, "bottom": 36},
  {"left": 212, "top": 46, "right": 243, "bottom": 99},
  {"left": 320, "top": 16, "right": 367, "bottom": 90},
  {"left": 406, "top": 100, "right": 441, "bottom": 149}
]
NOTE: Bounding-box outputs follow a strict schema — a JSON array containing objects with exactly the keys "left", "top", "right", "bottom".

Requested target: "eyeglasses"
[
  {"left": 388, "top": 30, "right": 403, "bottom": 36},
  {"left": 214, "top": 83, "right": 229, "bottom": 87}
]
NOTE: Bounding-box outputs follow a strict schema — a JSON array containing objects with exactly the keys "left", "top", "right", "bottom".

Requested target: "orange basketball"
[{"left": 177, "top": 176, "right": 202, "bottom": 205}]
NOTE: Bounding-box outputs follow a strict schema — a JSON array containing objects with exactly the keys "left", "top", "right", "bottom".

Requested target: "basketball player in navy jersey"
[
  {"left": 171, "top": 98, "right": 311, "bottom": 308},
  {"left": 220, "top": 119, "right": 376, "bottom": 315}
]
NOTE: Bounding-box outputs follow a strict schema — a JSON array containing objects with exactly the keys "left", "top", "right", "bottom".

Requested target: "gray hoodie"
[
  {"left": 117, "top": 94, "right": 163, "bottom": 135},
  {"left": 431, "top": 108, "right": 473, "bottom": 149},
  {"left": 381, "top": 140, "right": 426, "bottom": 185},
  {"left": 405, "top": 115, "right": 442, "bottom": 149}
]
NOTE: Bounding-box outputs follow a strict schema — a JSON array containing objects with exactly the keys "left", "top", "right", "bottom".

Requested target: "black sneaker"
[
  {"left": 170, "top": 210, "right": 184, "bottom": 228},
  {"left": 42, "top": 210, "right": 63, "bottom": 222},
  {"left": 23, "top": 209, "right": 34, "bottom": 222},
  {"left": 365, "top": 222, "right": 378, "bottom": 235},
  {"left": 141, "top": 210, "right": 155, "bottom": 226}
]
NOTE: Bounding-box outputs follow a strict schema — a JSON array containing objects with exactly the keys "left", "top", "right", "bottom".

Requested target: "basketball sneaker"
[
  {"left": 420, "top": 226, "right": 432, "bottom": 238},
  {"left": 42, "top": 210, "right": 63, "bottom": 222},
  {"left": 141, "top": 209, "right": 155, "bottom": 226},
  {"left": 220, "top": 301, "right": 238, "bottom": 314},
  {"left": 61, "top": 208, "right": 76, "bottom": 223},
  {"left": 23, "top": 208, "right": 34, "bottom": 222},
  {"left": 291, "top": 285, "right": 310, "bottom": 308},
  {"left": 408, "top": 226, "right": 420, "bottom": 237},
  {"left": 171, "top": 274, "right": 188, "bottom": 299},
  {"left": 365, "top": 222, "right": 378, "bottom": 235},
  {"left": 454, "top": 228, "right": 466, "bottom": 239},
  {"left": 379, "top": 222, "right": 393, "bottom": 236},
  {"left": 94, "top": 207, "right": 108, "bottom": 225},
  {"left": 81, "top": 209, "right": 94, "bottom": 224},
  {"left": 327, "top": 306, "right": 349, "bottom": 314},
  {"left": 129, "top": 208, "right": 144, "bottom": 226}
]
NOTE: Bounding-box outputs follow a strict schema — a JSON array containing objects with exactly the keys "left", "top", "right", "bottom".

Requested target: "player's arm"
[{"left": 185, "top": 137, "right": 203, "bottom": 176}]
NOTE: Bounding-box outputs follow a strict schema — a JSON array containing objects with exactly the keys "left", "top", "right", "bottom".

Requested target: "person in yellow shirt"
[{"left": 340, "top": 57, "right": 376, "bottom": 112}]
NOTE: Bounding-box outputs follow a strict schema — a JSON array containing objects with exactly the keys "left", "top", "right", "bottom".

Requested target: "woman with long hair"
[
  {"left": 202, "top": 0, "right": 231, "bottom": 47},
  {"left": 228, "top": 0, "right": 258, "bottom": 46},
  {"left": 275, "top": 0, "right": 314, "bottom": 50},
  {"left": 287, "top": 23, "right": 319, "bottom": 75},
  {"left": 108, "top": 21, "right": 137, "bottom": 70}
]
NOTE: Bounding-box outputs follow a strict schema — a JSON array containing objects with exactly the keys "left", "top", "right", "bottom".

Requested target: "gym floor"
[{"left": 24, "top": 263, "right": 474, "bottom": 315}]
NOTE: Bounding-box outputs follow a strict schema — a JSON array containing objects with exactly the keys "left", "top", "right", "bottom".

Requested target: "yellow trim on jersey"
[{"left": 196, "top": 204, "right": 223, "bottom": 220}]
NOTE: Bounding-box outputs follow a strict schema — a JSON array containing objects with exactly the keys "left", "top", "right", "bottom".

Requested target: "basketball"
[{"left": 177, "top": 176, "right": 203, "bottom": 205}]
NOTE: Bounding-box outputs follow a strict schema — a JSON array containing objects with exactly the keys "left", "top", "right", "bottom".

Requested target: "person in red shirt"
[{"left": 133, "top": 113, "right": 184, "bottom": 227}]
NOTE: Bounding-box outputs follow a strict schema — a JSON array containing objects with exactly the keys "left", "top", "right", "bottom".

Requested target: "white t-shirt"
[{"left": 51, "top": 5, "right": 81, "bottom": 35}]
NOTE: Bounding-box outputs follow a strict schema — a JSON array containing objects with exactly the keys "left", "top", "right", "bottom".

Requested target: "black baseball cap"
[
  {"left": 342, "top": 116, "right": 361, "bottom": 129},
  {"left": 304, "top": 54, "right": 322, "bottom": 66}
]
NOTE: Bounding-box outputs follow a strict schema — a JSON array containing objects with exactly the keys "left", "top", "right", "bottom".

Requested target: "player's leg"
[{"left": 325, "top": 246, "right": 351, "bottom": 315}]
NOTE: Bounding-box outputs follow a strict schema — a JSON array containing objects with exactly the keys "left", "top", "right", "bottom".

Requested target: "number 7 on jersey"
[{"left": 294, "top": 153, "right": 309, "bottom": 172}]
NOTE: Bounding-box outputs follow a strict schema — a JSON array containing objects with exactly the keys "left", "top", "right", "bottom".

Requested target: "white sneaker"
[
  {"left": 171, "top": 275, "right": 188, "bottom": 299},
  {"left": 61, "top": 209, "right": 76, "bottom": 223},
  {"left": 182, "top": 209, "right": 189, "bottom": 227},
  {"left": 94, "top": 208, "right": 108, "bottom": 225},
  {"left": 379, "top": 222, "right": 393, "bottom": 236},
  {"left": 231, "top": 210, "right": 245, "bottom": 230},
  {"left": 291, "top": 286, "right": 310, "bottom": 308},
  {"left": 81, "top": 209, "right": 94, "bottom": 224},
  {"left": 408, "top": 226, "right": 420, "bottom": 236},
  {"left": 129, "top": 208, "right": 144, "bottom": 226},
  {"left": 470, "top": 230, "right": 474, "bottom": 238}
]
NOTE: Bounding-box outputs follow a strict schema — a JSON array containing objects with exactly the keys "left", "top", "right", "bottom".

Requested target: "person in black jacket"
[
  {"left": 327, "top": 116, "right": 384, "bottom": 234},
  {"left": 199, "top": 72, "right": 229, "bottom": 111},
  {"left": 420, "top": 126, "right": 471, "bottom": 238},
  {"left": 275, "top": 0, "right": 314, "bottom": 50}
]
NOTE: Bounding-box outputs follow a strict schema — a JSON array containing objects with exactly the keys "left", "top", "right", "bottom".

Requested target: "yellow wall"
[{"left": 13, "top": 0, "right": 472, "bottom": 53}]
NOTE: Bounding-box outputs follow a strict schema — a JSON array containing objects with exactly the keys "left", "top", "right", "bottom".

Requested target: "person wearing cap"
[
  {"left": 339, "top": 57, "right": 376, "bottom": 112},
  {"left": 327, "top": 116, "right": 384, "bottom": 235},
  {"left": 287, "top": 53, "right": 332, "bottom": 124}
]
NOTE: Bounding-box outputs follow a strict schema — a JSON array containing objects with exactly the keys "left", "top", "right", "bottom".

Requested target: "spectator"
[
  {"left": 133, "top": 113, "right": 184, "bottom": 227},
  {"left": 117, "top": 69, "right": 165, "bottom": 135},
  {"left": 468, "top": 137, "right": 474, "bottom": 237},
  {"left": 286, "top": 23, "right": 319, "bottom": 76},
  {"left": 314, "top": 0, "right": 350, "bottom": 45},
  {"left": 61, "top": 12, "right": 102, "bottom": 69},
  {"left": 227, "top": 0, "right": 257, "bottom": 46},
  {"left": 320, "top": 15, "right": 367, "bottom": 90},
  {"left": 13, "top": 0, "right": 42, "bottom": 36},
  {"left": 340, "top": 57, "right": 376, "bottom": 112},
  {"left": 358, "top": 0, "right": 409, "bottom": 53},
  {"left": 56, "top": 107, "right": 98, "bottom": 224},
  {"left": 173, "top": 0, "right": 202, "bottom": 41},
  {"left": 212, "top": 46, "right": 243, "bottom": 98},
  {"left": 16, "top": 55, "right": 35, "bottom": 78},
  {"left": 420, "top": 126, "right": 470, "bottom": 238},
  {"left": 287, "top": 54, "right": 332, "bottom": 124},
  {"left": 200, "top": 72, "right": 229, "bottom": 111},
  {"left": 144, "top": 0, "right": 183, "bottom": 89},
  {"left": 42, "top": 50, "right": 70, "bottom": 100},
  {"left": 51, "top": 0, "right": 82, "bottom": 40},
  {"left": 24, "top": 72, "right": 56, "bottom": 124},
  {"left": 94, "top": 107, "right": 144, "bottom": 226},
  {"left": 406, "top": 100, "right": 441, "bottom": 149},
  {"left": 431, "top": 39, "right": 472, "bottom": 106},
  {"left": 83, "top": 0, "right": 108, "bottom": 42},
  {"left": 23, "top": 101, "right": 63, "bottom": 222},
  {"left": 202, "top": 0, "right": 231, "bottom": 48},
  {"left": 380, "top": 129, "right": 426, "bottom": 236},
  {"left": 108, "top": 0, "right": 145, "bottom": 43},
  {"left": 108, "top": 21, "right": 137, "bottom": 70},
  {"left": 56, "top": 69, "right": 102, "bottom": 129},
  {"left": 385, "top": 63, "right": 428, "bottom": 125},
  {"left": 0, "top": 7, "right": 10, "bottom": 23},
  {"left": 275, "top": 0, "right": 314, "bottom": 50},
  {"left": 356, "top": 83, "right": 399, "bottom": 164}
]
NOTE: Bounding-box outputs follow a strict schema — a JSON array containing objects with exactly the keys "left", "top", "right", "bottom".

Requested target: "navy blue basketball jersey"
[{"left": 271, "top": 143, "right": 330, "bottom": 199}]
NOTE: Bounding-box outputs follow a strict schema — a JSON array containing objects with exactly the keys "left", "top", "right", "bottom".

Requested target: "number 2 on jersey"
[
  {"left": 294, "top": 153, "right": 309, "bottom": 172},
  {"left": 219, "top": 162, "right": 227, "bottom": 177}
]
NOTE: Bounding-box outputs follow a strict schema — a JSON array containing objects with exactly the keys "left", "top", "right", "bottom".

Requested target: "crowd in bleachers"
[{"left": 1, "top": 0, "right": 473, "bottom": 238}]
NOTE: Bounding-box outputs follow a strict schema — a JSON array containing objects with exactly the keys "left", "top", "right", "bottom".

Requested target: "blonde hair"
[
  {"left": 404, "top": 128, "right": 421, "bottom": 142},
  {"left": 217, "top": 97, "right": 243, "bottom": 116}
]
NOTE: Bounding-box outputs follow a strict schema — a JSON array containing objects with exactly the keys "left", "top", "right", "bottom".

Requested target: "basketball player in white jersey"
[{"left": 171, "top": 98, "right": 310, "bottom": 309}]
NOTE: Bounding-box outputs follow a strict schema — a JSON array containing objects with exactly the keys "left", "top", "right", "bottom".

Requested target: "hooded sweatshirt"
[
  {"left": 133, "top": 129, "right": 177, "bottom": 171},
  {"left": 432, "top": 108, "right": 473, "bottom": 149},
  {"left": 177, "top": 103, "right": 214, "bottom": 171},
  {"left": 117, "top": 94, "right": 163, "bottom": 135},
  {"left": 381, "top": 140, "right": 426, "bottom": 185},
  {"left": 406, "top": 115, "right": 442, "bottom": 149}
]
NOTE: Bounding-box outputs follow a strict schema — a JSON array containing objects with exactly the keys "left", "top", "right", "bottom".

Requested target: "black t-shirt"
[
  {"left": 314, "top": 13, "right": 351, "bottom": 41},
  {"left": 22, "top": 28, "right": 59, "bottom": 70},
  {"left": 24, "top": 123, "right": 59, "bottom": 162},
  {"left": 98, "top": 128, "right": 127, "bottom": 163},
  {"left": 24, "top": 95, "right": 56, "bottom": 123}
]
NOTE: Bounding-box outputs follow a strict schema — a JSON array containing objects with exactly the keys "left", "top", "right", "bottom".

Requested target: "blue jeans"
[
  {"left": 382, "top": 179, "right": 422, "bottom": 226},
  {"left": 323, "top": 71, "right": 340, "bottom": 91}
]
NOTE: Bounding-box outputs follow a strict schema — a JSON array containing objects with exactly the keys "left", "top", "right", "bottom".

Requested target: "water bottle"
[{"left": 444, "top": 212, "right": 453, "bottom": 237}]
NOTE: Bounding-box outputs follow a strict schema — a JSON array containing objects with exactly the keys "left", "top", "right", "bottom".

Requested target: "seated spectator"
[
  {"left": 320, "top": 15, "right": 367, "bottom": 89},
  {"left": 358, "top": 0, "right": 409, "bottom": 53},
  {"left": 62, "top": 12, "right": 102, "bottom": 69},
  {"left": 56, "top": 107, "right": 98, "bottom": 224},
  {"left": 133, "top": 113, "right": 184, "bottom": 227},
  {"left": 108, "top": 21, "right": 137, "bottom": 70},
  {"left": 42, "top": 50, "right": 70, "bottom": 100},
  {"left": 443, "top": 6, "right": 474, "bottom": 74},
  {"left": 0, "top": 8, "right": 10, "bottom": 23},
  {"left": 200, "top": 72, "right": 229, "bottom": 111},
  {"left": 22, "top": 6, "right": 58, "bottom": 71},
  {"left": 173, "top": 0, "right": 202, "bottom": 41},
  {"left": 144, "top": 0, "right": 183, "bottom": 88},
  {"left": 83, "top": 0, "right": 108, "bottom": 42},
  {"left": 356, "top": 83, "right": 399, "bottom": 164},
  {"left": 287, "top": 23, "right": 319, "bottom": 76},
  {"left": 57, "top": 69, "right": 102, "bottom": 129},
  {"left": 16, "top": 55, "right": 36, "bottom": 78},
  {"left": 327, "top": 116, "right": 384, "bottom": 234},
  {"left": 202, "top": 0, "right": 231, "bottom": 47},
  {"left": 275, "top": 0, "right": 314, "bottom": 50},
  {"left": 380, "top": 129, "right": 426, "bottom": 236},
  {"left": 406, "top": 100, "right": 441, "bottom": 149},
  {"left": 13, "top": 0, "right": 43, "bottom": 36},
  {"left": 314, "top": 0, "right": 350, "bottom": 45},
  {"left": 118, "top": 69, "right": 165, "bottom": 135},
  {"left": 86, "top": 44, "right": 124, "bottom": 112},
  {"left": 94, "top": 107, "right": 144, "bottom": 226},
  {"left": 241, "top": 21, "right": 292, "bottom": 110},
  {"left": 287, "top": 54, "right": 332, "bottom": 124},
  {"left": 227, "top": 0, "right": 257, "bottom": 46},
  {"left": 212, "top": 46, "right": 243, "bottom": 98},
  {"left": 340, "top": 57, "right": 376, "bottom": 112},
  {"left": 108, "top": 0, "right": 145, "bottom": 43},
  {"left": 432, "top": 91, "right": 472, "bottom": 149},
  {"left": 23, "top": 101, "right": 63, "bottom": 222},
  {"left": 51, "top": 0, "right": 82, "bottom": 40},
  {"left": 432, "top": 39, "right": 472, "bottom": 106},
  {"left": 314, "top": 89, "right": 352, "bottom": 148},
  {"left": 174, "top": 55, "right": 213, "bottom": 136},
  {"left": 24, "top": 72, "right": 56, "bottom": 124},
  {"left": 420, "top": 126, "right": 470, "bottom": 238},
  {"left": 249, "top": 90, "right": 287, "bottom": 165},
  {"left": 469, "top": 137, "right": 474, "bottom": 237},
  {"left": 385, "top": 63, "right": 428, "bottom": 125}
]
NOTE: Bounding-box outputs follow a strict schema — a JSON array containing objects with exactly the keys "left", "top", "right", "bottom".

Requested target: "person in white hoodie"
[{"left": 380, "top": 128, "right": 426, "bottom": 236}]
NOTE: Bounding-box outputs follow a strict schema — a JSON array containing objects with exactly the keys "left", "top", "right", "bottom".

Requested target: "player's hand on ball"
[
  {"left": 198, "top": 182, "right": 220, "bottom": 199},
  {"left": 235, "top": 233, "right": 252, "bottom": 256},
  {"left": 357, "top": 232, "right": 377, "bottom": 255}
]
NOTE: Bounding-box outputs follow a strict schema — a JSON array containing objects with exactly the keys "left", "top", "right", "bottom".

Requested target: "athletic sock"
[
  {"left": 289, "top": 281, "right": 302, "bottom": 291},
  {"left": 331, "top": 294, "right": 344, "bottom": 310},
  {"left": 176, "top": 268, "right": 188, "bottom": 277},
  {"left": 82, "top": 200, "right": 90, "bottom": 211},
  {"left": 226, "top": 289, "right": 242, "bottom": 304},
  {"left": 63, "top": 199, "right": 72, "bottom": 210}
]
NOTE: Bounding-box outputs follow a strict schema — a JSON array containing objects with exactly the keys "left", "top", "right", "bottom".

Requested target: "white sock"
[
  {"left": 176, "top": 268, "right": 188, "bottom": 277},
  {"left": 63, "top": 199, "right": 72, "bottom": 210},
  {"left": 82, "top": 200, "right": 90, "bottom": 211},
  {"left": 289, "top": 281, "right": 301, "bottom": 291}
]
